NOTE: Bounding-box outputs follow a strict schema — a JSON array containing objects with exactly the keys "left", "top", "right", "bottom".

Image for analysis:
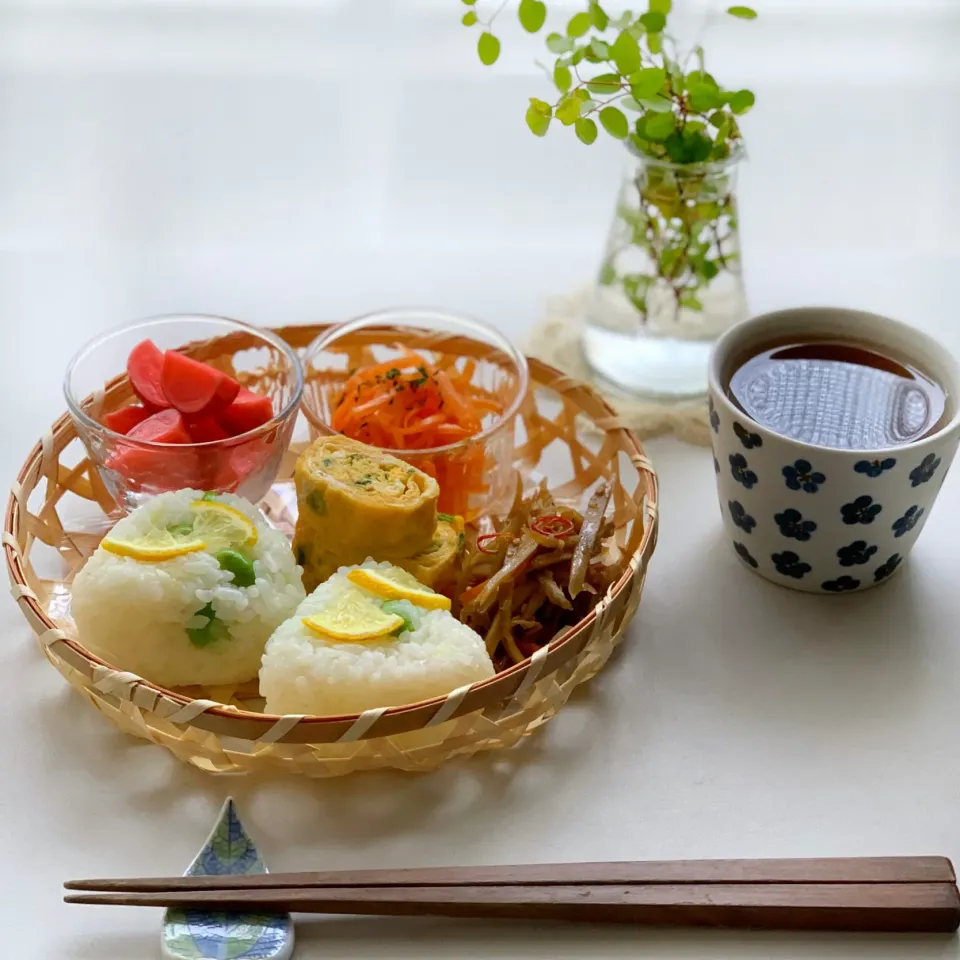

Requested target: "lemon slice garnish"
[
  {"left": 101, "top": 500, "right": 258, "bottom": 563},
  {"left": 347, "top": 566, "right": 452, "bottom": 611},
  {"left": 101, "top": 528, "right": 206, "bottom": 562},
  {"left": 302, "top": 589, "right": 404, "bottom": 642},
  {"left": 190, "top": 500, "right": 258, "bottom": 552}
]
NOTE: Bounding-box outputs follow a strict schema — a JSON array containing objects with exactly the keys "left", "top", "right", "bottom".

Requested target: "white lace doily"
[{"left": 523, "top": 289, "right": 712, "bottom": 447}]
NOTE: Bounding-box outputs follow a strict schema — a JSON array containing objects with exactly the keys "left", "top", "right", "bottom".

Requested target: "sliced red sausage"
[
  {"left": 212, "top": 437, "right": 273, "bottom": 491},
  {"left": 185, "top": 414, "right": 230, "bottom": 443},
  {"left": 127, "top": 408, "right": 192, "bottom": 444},
  {"left": 127, "top": 339, "right": 169, "bottom": 411},
  {"left": 220, "top": 388, "right": 274, "bottom": 435},
  {"left": 107, "top": 409, "right": 199, "bottom": 488},
  {"left": 161, "top": 350, "right": 240, "bottom": 415},
  {"left": 103, "top": 403, "right": 150, "bottom": 435}
]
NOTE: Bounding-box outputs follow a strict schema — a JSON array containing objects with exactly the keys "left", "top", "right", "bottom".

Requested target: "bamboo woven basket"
[{"left": 5, "top": 323, "right": 659, "bottom": 777}]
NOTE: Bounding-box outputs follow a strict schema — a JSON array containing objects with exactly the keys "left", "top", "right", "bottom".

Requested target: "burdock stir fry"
[{"left": 454, "top": 480, "right": 616, "bottom": 669}]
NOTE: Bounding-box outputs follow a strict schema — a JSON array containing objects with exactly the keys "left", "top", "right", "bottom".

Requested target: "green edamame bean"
[
  {"left": 186, "top": 602, "right": 230, "bottom": 648},
  {"left": 216, "top": 548, "right": 256, "bottom": 588}
]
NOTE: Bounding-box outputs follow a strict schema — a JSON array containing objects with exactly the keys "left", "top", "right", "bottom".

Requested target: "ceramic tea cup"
[{"left": 707, "top": 307, "right": 960, "bottom": 593}]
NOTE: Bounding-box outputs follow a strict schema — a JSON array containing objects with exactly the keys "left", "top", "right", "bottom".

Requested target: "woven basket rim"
[{"left": 5, "top": 330, "right": 658, "bottom": 736}]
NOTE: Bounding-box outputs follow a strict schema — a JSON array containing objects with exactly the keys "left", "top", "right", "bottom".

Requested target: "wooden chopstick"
[
  {"left": 64, "top": 881, "right": 960, "bottom": 932},
  {"left": 64, "top": 856, "right": 956, "bottom": 893}
]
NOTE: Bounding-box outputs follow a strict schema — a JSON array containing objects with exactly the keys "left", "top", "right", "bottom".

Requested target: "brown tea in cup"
[{"left": 726, "top": 338, "right": 947, "bottom": 450}]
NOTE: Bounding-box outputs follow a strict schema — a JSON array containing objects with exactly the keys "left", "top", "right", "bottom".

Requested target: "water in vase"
[{"left": 583, "top": 150, "right": 747, "bottom": 399}]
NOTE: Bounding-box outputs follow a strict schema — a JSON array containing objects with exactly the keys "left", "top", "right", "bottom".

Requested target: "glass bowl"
[
  {"left": 301, "top": 309, "right": 529, "bottom": 523},
  {"left": 64, "top": 314, "right": 304, "bottom": 513}
]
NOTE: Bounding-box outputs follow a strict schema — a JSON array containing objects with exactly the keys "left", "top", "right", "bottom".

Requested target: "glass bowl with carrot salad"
[
  {"left": 301, "top": 309, "right": 529, "bottom": 523},
  {"left": 65, "top": 314, "right": 304, "bottom": 513}
]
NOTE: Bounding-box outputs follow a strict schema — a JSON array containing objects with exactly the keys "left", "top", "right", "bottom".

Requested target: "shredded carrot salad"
[{"left": 331, "top": 348, "right": 504, "bottom": 517}]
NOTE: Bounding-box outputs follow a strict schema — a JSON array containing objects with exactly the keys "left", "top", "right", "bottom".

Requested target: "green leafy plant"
[{"left": 459, "top": 0, "right": 757, "bottom": 325}]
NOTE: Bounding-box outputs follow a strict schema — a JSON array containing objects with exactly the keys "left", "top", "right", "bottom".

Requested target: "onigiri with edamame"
[
  {"left": 259, "top": 558, "right": 493, "bottom": 716},
  {"left": 71, "top": 489, "right": 305, "bottom": 687}
]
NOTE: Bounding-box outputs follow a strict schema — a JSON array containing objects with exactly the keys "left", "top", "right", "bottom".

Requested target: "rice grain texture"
[
  {"left": 260, "top": 559, "right": 494, "bottom": 716},
  {"left": 71, "top": 489, "right": 305, "bottom": 687}
]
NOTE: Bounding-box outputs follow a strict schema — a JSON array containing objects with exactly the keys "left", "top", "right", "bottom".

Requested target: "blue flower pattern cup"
[{"left": 708, "top": 308, "right": 960, "bottom": 594}]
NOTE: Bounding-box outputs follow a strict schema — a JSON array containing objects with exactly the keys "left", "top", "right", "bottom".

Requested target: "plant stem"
[
  {"left": 481, "top": 0, "right": 510, "bottom": 28},
  {"left": 606, "top": 163, "right": 739, "bottom": 325}
]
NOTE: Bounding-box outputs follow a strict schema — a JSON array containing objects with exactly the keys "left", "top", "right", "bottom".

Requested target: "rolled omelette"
[
  {"left": 293, "top": 435, "right": 438, "bottom": 576},
  {"left": 295, "top": 513, "right": 464, "bottom": 595},
  {"left": 292, "top": 530, "right": 344, "bottom": 594},
  {"left": 396, "top": 514, "right": 464, "bottom": 592}
]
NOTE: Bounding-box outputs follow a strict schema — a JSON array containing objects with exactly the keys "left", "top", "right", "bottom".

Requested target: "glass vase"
[{"left": 582, "top": 146, "right": 747, "bottom": 399}]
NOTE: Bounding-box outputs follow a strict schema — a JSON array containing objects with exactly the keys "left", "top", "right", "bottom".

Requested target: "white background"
[{"left": 1, "top": 1, "right": 960, "bottom": 958}]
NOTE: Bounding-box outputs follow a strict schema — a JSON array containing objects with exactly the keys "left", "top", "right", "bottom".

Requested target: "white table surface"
[{"left": 2, "top": 2, "right": 959, "bottom": 958}]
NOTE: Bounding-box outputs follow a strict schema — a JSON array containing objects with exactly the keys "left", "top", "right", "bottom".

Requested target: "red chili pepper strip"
[
  {"left": 531, "top": 515, "right": 575, "bottom": 538},
  {"left": 460, "top": 583, "right": 485, "bottom": 605},
  {"left": 476, "top": 533, "right": 506, "bottom": 554}
]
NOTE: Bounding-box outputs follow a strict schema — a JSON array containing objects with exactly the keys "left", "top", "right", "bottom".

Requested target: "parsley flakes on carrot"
[{"left": 331, "top": 348, "right": 504, "bottom": 518}]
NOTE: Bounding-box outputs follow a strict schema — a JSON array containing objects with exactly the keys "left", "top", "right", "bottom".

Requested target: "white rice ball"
[
  {"left": 71, "top": 489, "right": 305, "bottom": 688},
  {"left": 260, "top": 559, "right": 494, "bottom": 716}
]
